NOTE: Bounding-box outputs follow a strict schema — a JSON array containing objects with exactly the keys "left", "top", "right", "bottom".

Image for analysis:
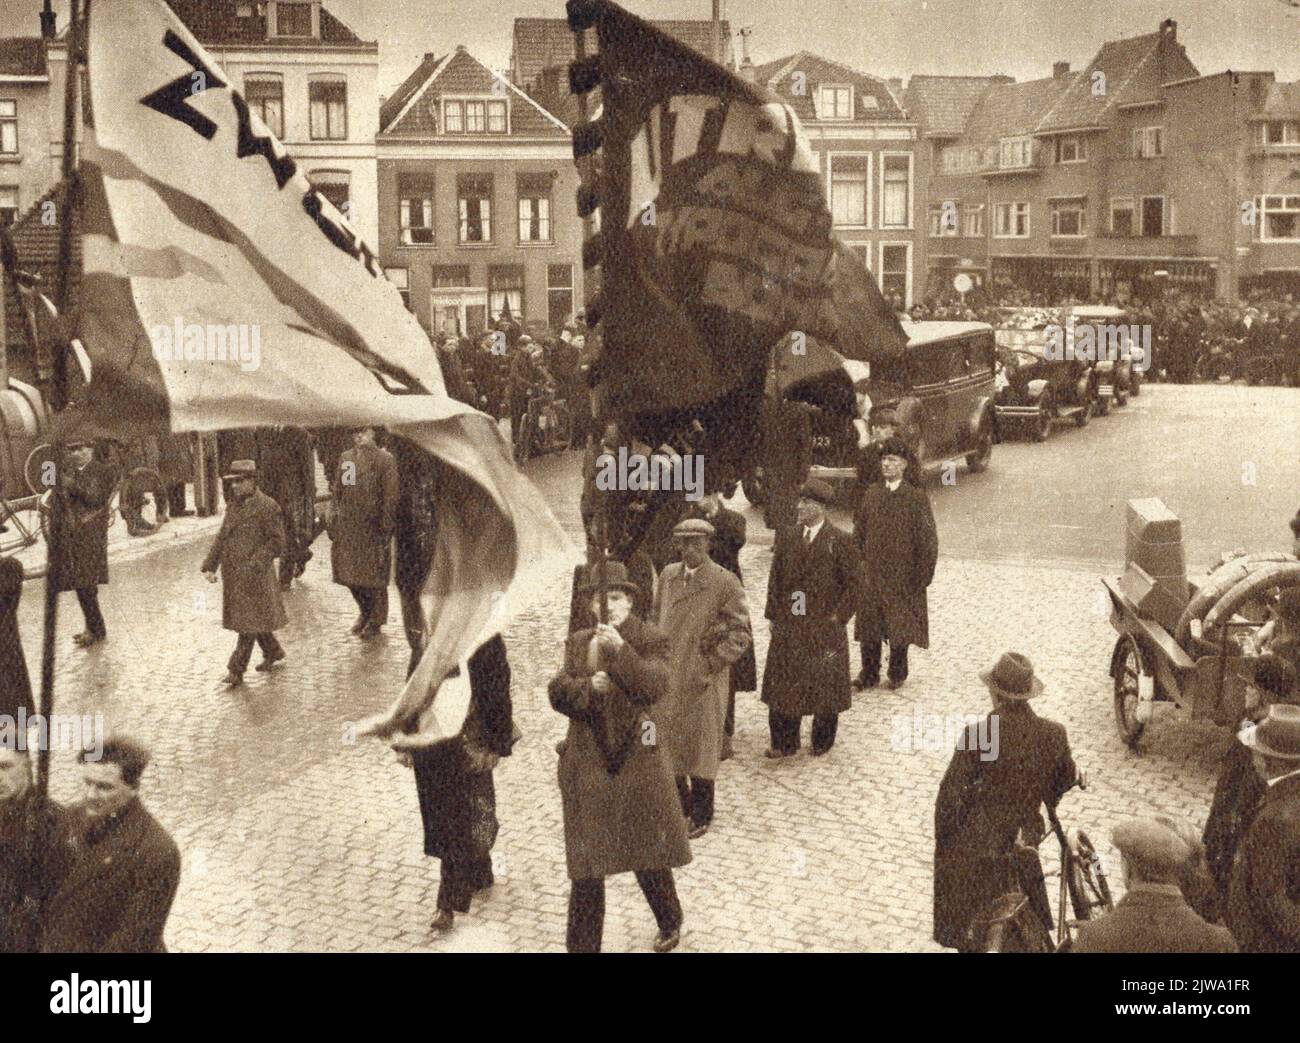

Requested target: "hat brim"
[
  {"left": 1249, "top": 735, "right": 1300, "bottom": 760},
  {"left": 223, "top": 472, "right": 257, "bottom": 481},
  {"left": 579, "top": 580, "right": 641, "bottom": 599},
  {"left": 979, "top": 667, "right": 1045, "bottom": 700}
]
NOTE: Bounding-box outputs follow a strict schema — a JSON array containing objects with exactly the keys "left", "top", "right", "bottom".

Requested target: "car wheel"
[
  {"left": 965, "top": 424, "right": 993, "bottom": 474},
  {"left": 1075, "top": 395, "right": 1093, "bottom": 428},
  {"left": 1033, "top": 398, "right": 1052, "bottom": 443}
]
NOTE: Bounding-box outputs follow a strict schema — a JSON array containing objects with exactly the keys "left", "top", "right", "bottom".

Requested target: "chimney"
[
  {"left": 1053, "top": 61, "right": 1070, "bottom": 79},
  {"left": 738, "top": 26, "right": 756, "bottom": 83},
  {"left": 1161, "top": 18, "right": 1176, "bottom": 41},
  {"left": 40, "top": 0, "right": 56, "bottom": 39}
]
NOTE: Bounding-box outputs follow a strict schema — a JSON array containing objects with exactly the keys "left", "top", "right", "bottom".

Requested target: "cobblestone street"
[{"left": 15, "top": 386, "right": 1296, "bottom": 952}]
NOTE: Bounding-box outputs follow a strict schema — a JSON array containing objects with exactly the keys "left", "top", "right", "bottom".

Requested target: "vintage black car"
[
  {"left": 1068, "top": 305, "right": 1143, "bottom": 405},
  {"left": 994, "top": 325, "right": 1101, "bottom": 441}
]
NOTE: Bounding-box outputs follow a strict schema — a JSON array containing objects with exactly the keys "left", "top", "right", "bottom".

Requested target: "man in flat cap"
[
  {"left": 1226, "top": 703, "right": 1300, "bottom": 952},
  {"left": 1074, "top": 817, "right": 1235, "bottom": 953},
  {"left": 761, "top": 479, "right": 859, "bottom": 758},
  {"left": 853, "top": 436, "right": 938, "bottom": 690},
  {"left": 652, "top": 517, "right": 751, "bottom": 838},
  {"left": 933, "top": 652, "right": 1076, "bottom": 951},
  {"left": 201, "top": 460, "right": 288, "bottom": 685},
  {"left": 855, "top": 406, "right": 921, "bottom": 493}
]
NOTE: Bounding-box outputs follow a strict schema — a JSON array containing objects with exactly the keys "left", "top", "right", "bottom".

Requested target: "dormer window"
[
  {"left": 271, "top": 1, "right": 317, "bottom": 39},
  {"left": 819, "top": 85, "right": 853, "bottom": 120},
  {"left": 443, "top": 98, "right": 509, "bottom": 135}
]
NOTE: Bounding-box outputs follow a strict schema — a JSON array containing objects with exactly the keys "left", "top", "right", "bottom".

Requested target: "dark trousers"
[
  {"left": 860, "top": 640, "right": 909, "bottom": 684},
  {"left": 166, "top": 482, "right": 188, "bottom": 515},
  {"left": 348, "top": 585, "right": 388, "bottom": 630},
  {"left": 566, "top": 869, "right": 682, "bottom": 953},
  {"left": 768, "top": 708, "right": 838, "bottom": 754},
  {"left": 227, "top": 632, "right": 284, "bottom": 675},
  {"left": 676, "top": 776, "right": 715, "bottom": 828},
  {"left": 436, "top": 856, "right": 494, "bottom": 914},
  {"left": 74, "top": 587, "right": 106, "bottom": 639}
]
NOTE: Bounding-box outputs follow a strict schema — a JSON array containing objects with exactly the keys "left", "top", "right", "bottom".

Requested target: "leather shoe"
[
  {"left": 687, "top": 822, "right": 709, "bottom": 840},
  {"left": 720, "top": 736, "right": 734, "bottom": 761},
  {"left": 809, "top": 745, "right": 832, "bottom": 757},
  {"left": 359, "top": 625, "right": 383, "bottom": 641},
  {"left": 653, "top": 927, "right": 681, "bottom": 953},
  {"left": 255, "top": 649, "right": 286, "bottom": 672},
  {"left": 223, "top": 671, "right": 243, "bottom": 686},
  {"left": 764, "top": 747, "right": 795, "bottom": 760},
  {"left": 854, "top": 674, "right": 879, "bottom": 691},
  {"left": 886, "top": 677, "right": 906, "bottom": 691},
  {"left": 349, "top": 617, "right": 366, "bottom": 635},
  {"left": 430, "top": 910, "right": 455, "bottom": 933},
  {"left": 73, "top": 632, "right": 105, "bottom": 648}
]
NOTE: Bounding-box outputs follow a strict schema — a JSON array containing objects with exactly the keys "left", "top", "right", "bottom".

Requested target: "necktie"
[{"left": 804, "top": 527, "right": 813, "bottom": 545}]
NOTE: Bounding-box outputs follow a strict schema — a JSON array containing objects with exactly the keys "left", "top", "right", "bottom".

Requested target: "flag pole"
[
  {"left": 572, "top": 7, "right": 608, "bottom": 624},
  {"left": 35, "top": 0, "right": 84, "bottom": 801}
]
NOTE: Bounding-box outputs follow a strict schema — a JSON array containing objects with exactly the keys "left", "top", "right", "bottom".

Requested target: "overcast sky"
[{"left": 4, "top": 0, "right": 1299, "bottom": 97}]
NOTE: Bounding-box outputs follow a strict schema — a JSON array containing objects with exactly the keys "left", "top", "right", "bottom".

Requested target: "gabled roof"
[
  {"left": 0, "top": 37, "right": 49, "bottom": 78},
  {"left": 379, "top": 46, "right": 568, "bottom": 139},
  {"left": 753, "top": 51, "right": 907, "bottom": 122},
  {"left": 511, "top": 16, "right": 733, "bottom": 90},
  {"left": 154, "top": 1, "right": 372, "bottom": 47},
  {"left": 961, "top": 75, "right": 1074, "bottom": 142},
  {"left": 1034, "top": 25, "right": 1198, "bottom": 133},
  {"left": 903, "top": 75, "right": 1013, "bottom": 136}
]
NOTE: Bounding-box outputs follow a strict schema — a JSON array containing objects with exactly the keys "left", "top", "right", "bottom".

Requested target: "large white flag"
[{"left": 69, "top": 0, "right": 569, "bottom": 736}]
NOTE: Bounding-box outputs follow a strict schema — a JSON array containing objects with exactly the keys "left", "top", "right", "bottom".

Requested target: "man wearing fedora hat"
[
  {"left": 1073, "top": 817, "right": 1236, "bottom": 953},
  {"left": 933, "top": 652, "right": 1077, "bottom": 952},
  {"left": 852, "top": 436, "right": 937, "bottom": 691},
  {"left": 52, "top": 442, "right": 116, "bottom": 649},
  {"left": 761, "top": 478, "right": 860, "bottom": 757},
  {"left": 549, "top": 561, "right": 691, "bottom": 953},
  {"left": 1226, "top": 703, "right": 1300, "bottom": 952},
  {"left": 201, "top": 460, "right": 288, "bottom": 685},
  {"left": 653, "top": 517, "right": 751, "bottom": 838}
]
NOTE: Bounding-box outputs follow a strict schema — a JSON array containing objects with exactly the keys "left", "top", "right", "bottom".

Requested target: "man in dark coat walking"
[
  {"left": 549, "top": 562, "right": 690, "bottom": 953},
  {"left": 399, "top": 635, "right": 515, "bottom": 934},
  {"left": 853, "top": 436, "right": 938, "bottom": 690},
  {"left": 0, "top": 556, "right": 32, "bottom": 721},
  {"left": 386, "top": 433, "right": 440, "bottom": 679},
  {"left": 932, "top": 653, "right": 1077, "bottom": 952},
  {"left": 1226, "top": 704, "right": 1300, "bottom": 952},
  {"left": 331, "top": 426, "right": 399, "bottom": 639},
  {"left": 0, "top": 744, "right": 75, "bottom": 952},
  {"left": 157, "top": 432, "right": 195, "bottom": 518},
  {"left": 201, "top": 460, "right": 288, "bottom": 686},
  {"left": 41, "top": 737, "right": 181, "bottom": 953},
  {"left": 761, "top": 479, "right": 859, "bottom": 758},
  {"left": 53, "top": 442, "right": 115, "bottom": 649},
  {"left": 255, "top": 426, "right": 317, "bottom": 589}
]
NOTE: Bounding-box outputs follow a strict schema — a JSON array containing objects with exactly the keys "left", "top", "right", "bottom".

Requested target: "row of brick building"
[{"left": 2, "top": 2, "right": 1298, "bottom": 369}]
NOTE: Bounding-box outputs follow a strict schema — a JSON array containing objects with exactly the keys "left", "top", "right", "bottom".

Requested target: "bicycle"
[
  {"left": 516, "top": 384, "right": 571, "bottom": 463},
  {"left": 969, "top": 775, "right": 1114, "bottom": 953}
]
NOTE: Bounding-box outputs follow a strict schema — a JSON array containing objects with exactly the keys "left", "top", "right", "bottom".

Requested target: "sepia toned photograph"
[{"left": 0, "top": 0, "right": 1298, "bottom": 1002}]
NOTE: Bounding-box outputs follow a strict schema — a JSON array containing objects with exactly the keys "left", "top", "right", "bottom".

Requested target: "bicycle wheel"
[{"left": 1065, "top": 832, "right": 1113, "bottom": 921}]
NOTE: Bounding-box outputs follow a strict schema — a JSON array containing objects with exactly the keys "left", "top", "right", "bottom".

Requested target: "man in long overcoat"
[
  {"left": 932, "top": 652, "right": 1077, "bottom": 952},
  {"left": 331, "top": 426, "right": 399, "bottom": 639},
  {"left": 653, "top": 518, "right": 751, "bottom": 838},
  {"left": 53, "top": 442, "right": 115, "bottom": 649},
  {"left": 1226, "top": 704, "right": 1300, "bottom": 952},
  {"left": 256, "top": 426, "right": 316, "bottom": 588},
  {"left": 41, "top": 737, "right": 181, "bottom": 953},
  {"left": 761, "top": 479, "right": 859, "bottom": 757},
  {"left": 549, "top": 562, "right": 691, "bottom": 953},
  {"left": 201, "top": 460, "right": 288, "bottom": 685},
  {"left": 157, "top": 432, "right": 195, "bottom": 518},
  {"left": 853, "top": 436, "right": 938, "bottom": 690}
]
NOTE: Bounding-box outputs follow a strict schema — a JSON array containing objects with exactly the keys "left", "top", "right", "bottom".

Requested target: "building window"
[
  {"left": 274, "top": 2, "right": 314, "bottom": 37},
  {"left": 384, "top": 267, "right": 411, "bottom": 310},
  {"left": 880, "top": 154, "right": 912, "bottom": 229},
  {"left": 548, "top": 264, "right": 574, "bottom": 330},
  {"left": 517, "top": 173, "right": 552, "bottom": 243},
  {"left": 962, "top": 204, "right": 984, "bottom": 237},
  {"left": 244, "top": 75, "right": 284, "bottom": 139},
  {"left": 308, "top": 170, "right": 350, "bottom": 213},
  {"left": 1262, "top": 121, "right": 1300, "bottom": 146},
  {"left": 929, "top": 203, "right": 957, "bottom": 237},
  {"left": 0, "top": 186, "right": 17, "bottom": 226},
  {"left": 309, "top": 78, "right": 347, "bottom": 140},
  {"left": 879, "top": 244, "right": 910, "bottom": 307},
  {"left": 487, "top": 101, "right": 508, "bottom": 133},
  {"left": 1132, "top": 126, "right": 1164, "bottom": 158},
  {"left": 398, "top": 173, "right": 435, "bottom": 245},
  {"left": 829, "top": 154, "right": 869, "bottom": 228},
  {"left": 433, "top": 265, "right": 471, "bottom": 287},
  {"left": 999, "top": 136, "right": 1032, "bottom": 169},
  {"left": 0, "top": 100, "right": 17, "bottom": 155},
  {"left": 444, "top": 101, "right": 463, "bottom": 133},
  {"left": 1110, "top": 197, "right": 1134, "bottom": 236},
  {"left": 819, "top": 85, "right": 853, "bottom": 120},
  {"left": 1056, "top": 135, "right": 1087, "bottom": 163},
  {"left": 444, "top": 99, "right": 508, "bottom": 135},
  {"left": 1050, "top": 197, "right": 1086, "bottom": 237},
  {"left": 1140, "top": 196, "right": 1165, "bottom": 237},
  {"left": 489, "top": 265, "right": 524, "bottom": 321},
  {"left": 458, "top": 174, "right": 493, "bottom": 243},
  {"left": 994, "top": 201, "right": 1029, "bottom": 238},
  {"left": 1260, "top": 195, "right": 1300, "bottom": 241}
]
